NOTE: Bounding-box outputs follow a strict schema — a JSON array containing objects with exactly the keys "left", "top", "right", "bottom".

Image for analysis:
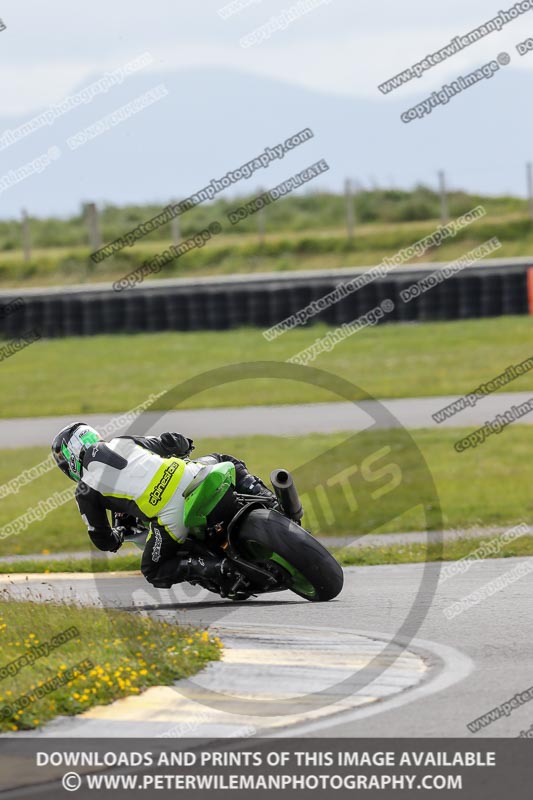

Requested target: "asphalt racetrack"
[
  {"left": 1, "top": 392, "right": 532, "bottom": 447},
  {"left": 1, "top": 390, "right": 532, "bottom": 739},
  {"left": 1, "top": 556, "right": 531, "bottom": 739}
]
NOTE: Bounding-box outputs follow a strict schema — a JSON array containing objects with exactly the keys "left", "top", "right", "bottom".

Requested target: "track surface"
[
  {"left": 1, "top": 392, "right": 532, "bottom": 447},
  {"left": 1, "top": 557, "right": 531, "bottom": 738},
  {"left": 1, "top": 392, "right": 532, "bottom": 739}
]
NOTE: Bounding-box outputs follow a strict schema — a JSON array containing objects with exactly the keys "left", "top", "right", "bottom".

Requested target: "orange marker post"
[{"left": 528, "top": 268, "right": 533, "bottom": 315}]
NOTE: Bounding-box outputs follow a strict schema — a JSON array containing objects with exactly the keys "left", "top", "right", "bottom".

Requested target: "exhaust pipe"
[{"left": 270, "top": 468, "right": 303, "bottom": 522}]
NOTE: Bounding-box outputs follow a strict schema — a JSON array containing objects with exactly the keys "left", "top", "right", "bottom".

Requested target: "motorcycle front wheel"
[{"left": 232, "top": 508, "right": 344, "bottom": 602}]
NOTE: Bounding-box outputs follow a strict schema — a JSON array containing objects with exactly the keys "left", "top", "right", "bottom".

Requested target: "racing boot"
[
  {"left": 177, "top": 553, "right": 225, "bottom": 584},
  {"left": 144, "top": 550, "right": 225, "bottom": 590},
  {"left": 178, "top": 554, "right": 251, "bottom": 599}
]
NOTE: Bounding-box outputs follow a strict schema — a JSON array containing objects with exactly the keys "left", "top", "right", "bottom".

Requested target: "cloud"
[{"left": 2, "top": 0, "right": 533, "bottom": 112}]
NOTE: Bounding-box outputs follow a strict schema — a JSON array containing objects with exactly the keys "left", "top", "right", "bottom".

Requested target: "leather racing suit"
[{"left": 75, "top": 432, "right": 275, "bottom": 589}]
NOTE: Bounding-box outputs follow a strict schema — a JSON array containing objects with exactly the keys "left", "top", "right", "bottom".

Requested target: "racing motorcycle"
[{"left": 125, "top": 464, "right": 343, "bottom": 602}]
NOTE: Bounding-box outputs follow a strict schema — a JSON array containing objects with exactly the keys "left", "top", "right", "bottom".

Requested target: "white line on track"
[{"left": 267, "top": 626, "right": 474, "bottom": 737}]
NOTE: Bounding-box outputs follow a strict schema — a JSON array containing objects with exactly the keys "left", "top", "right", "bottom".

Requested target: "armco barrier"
[{"left": 0, "top": 261, "right": 530, "bottom": 339}]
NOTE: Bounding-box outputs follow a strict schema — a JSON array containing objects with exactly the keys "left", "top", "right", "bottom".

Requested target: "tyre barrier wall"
[{"left": 0, "top": 264, "right": 529, "bottom": 339}]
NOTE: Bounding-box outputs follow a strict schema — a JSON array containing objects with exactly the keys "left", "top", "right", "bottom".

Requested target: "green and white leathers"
[{"left": 81, "top": 438, "right": 210, "bottom": 542}]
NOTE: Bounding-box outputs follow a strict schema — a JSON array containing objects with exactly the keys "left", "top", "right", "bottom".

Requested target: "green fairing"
[{"left": 183, "top": 462, "right": 236, "bottom": 529}]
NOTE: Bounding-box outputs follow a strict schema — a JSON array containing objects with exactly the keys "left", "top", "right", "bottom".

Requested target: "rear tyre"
[{"left": 232, "top": 508, "right": 343, "bottom": 602}]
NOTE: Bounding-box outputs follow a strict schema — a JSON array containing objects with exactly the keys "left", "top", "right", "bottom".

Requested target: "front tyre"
[{"left": 232, "top": 509, "right": 343, "bottom": 601}]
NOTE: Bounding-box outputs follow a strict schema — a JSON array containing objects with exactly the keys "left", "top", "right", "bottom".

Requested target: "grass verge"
[
  {"left": 0, "top": 600, "right": 221, "bottom": 733},
  {"left": 332, "top": 534, "right": 533, "bottom": 567},
  {"left": 1, "top": 203, "right": 532, "bottom": 287},
  {"left": 1, "top": 426, "right": 531, "bottom": 557},
  {"left": 1, "top": 317, "right": 532, "bottom": 417},
  {"left": 0, "top": 556, "right": 141, "bottom": 573},
  {"left": 2, "top": 535, "right": 532, "bottom": 575}
]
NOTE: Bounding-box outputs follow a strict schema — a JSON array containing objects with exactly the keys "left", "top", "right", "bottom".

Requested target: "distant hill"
[{"left": 0, "top": 65, "right": 530, "bottom": 218}]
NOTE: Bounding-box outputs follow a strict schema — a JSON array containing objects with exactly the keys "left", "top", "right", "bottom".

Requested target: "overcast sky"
[
  {"left": 3, "top": 0, "right": 533, "bottom": 114},
  {"left": 1, "top": 0, "right": 533, "bottom": 215}
]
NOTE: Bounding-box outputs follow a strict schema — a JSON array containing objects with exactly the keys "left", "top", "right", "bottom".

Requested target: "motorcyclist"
[{"left": 51, "top": 422, "right": 276, "bottom": 591}]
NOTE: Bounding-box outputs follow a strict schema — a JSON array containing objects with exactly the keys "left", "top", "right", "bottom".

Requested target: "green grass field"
[
  {"left": 0, "top": 601, "right": 221, "bottom": 732},
  {"left": 332, "top": 535, "right": 533, "bottom": 567},
  {"left": 3, "top": 228, "right": 532, "bottom": 287},
  {"left": 2, "top": 235, "right": 508, "bottom": 288},
  {"left": 1, "top": 187, "right": 532, "bottom": 286},
  {"left": 5, "top": 533, "right": 532, "bottom": 574},
  {"left": 0, "top": 427, "right": 530, "bottom": 558},
  {"left": 1, "top": 317, "right": 532, "bottom": 418}
]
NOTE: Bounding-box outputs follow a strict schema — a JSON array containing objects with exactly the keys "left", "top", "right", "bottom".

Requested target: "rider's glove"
[
  {"left": 160, "top": 432, "right": 195, "bottom": 457},
  {"left": 109, "top": 526, "right": 125, "bottom": 552},
  {"left": 112, "top": 511, "right": 137, "bottom": 533}
]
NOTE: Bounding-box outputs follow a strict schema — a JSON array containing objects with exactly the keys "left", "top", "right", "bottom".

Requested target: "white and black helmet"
[{"left": 51, "top": 422, "right": 101, "bottom": 481}]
